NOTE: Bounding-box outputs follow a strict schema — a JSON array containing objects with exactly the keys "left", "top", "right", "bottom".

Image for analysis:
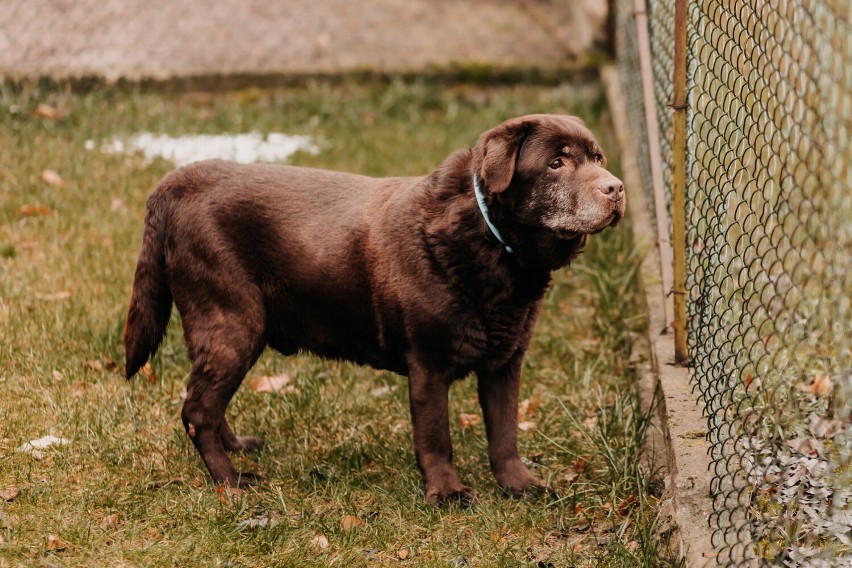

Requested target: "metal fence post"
[{"left": 671, "top": 0, "right": 688, "bottom": 364}]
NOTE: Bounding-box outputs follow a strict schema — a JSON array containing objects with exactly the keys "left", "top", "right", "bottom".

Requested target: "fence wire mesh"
[{"left": 618, "top": 0, "right": 851, "bottom": 565}]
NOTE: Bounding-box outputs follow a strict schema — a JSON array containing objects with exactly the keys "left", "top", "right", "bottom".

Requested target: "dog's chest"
[{"left": 451, "top": 301, "right": 536, "bottom": 371}]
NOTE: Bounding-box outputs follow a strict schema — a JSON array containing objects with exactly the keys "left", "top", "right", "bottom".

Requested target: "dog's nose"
[{"left": 599, "top": 180, "right": 625, "bottom": 202}]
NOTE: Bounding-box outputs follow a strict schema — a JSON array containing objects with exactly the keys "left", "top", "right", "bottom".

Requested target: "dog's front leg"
[
  {"left": 407, "top": 360, "right": 476, "bottom": 504},
  {"left": 477, "top": 354, "right": 549, "bottom": 497}
]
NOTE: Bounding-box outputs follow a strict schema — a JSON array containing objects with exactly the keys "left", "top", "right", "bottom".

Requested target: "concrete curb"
[{"left": 601, "top": 66, "right": 716, "bottom": 567}]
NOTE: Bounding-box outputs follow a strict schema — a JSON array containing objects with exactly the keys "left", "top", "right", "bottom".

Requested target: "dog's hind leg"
[{"left": 181, "top": 309, "right": 266, "bottom": 487}]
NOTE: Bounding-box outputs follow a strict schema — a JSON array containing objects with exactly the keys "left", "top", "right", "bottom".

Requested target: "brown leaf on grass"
[
  {"left": 458, "top": 413, "right": 480, "bottom": 428},
  {"left": 518, "top": 396, "right": 539, "bottom": 419},
  {"left": 562, "top": 470, "right": 579, "bottom": 485},
  {"left": 798, "top": 374, "right": 833, "bottom": 396},
  {"left": 83, "top": 359, "right": 104, "bottom": 372},
  {"left": 140, "top": 363, "right": 157, "bottom": 383},
  {"left": 19, "top": 204, "right": 55, "bottom": 218},
  {"left": 0, "top": 487, "right": 21, "bottom": 502},
  {"left": 744, "top": 372, "right": 762, "bottom": 392},
  {"left": 617, "top": 494, "right": 638, "bottom": 517},
  {"left": 100, "top": 513, "right": 119, "bottom": 530},
  {"left": 808, "top": 413, "right": 843, "bottom": 439},
  {"left": 572, "top": 459, "right": 588, "bottom": 473},
  {"left": 518, "top": 421, "right": 537, "bottom": 432},
  {"left": 397, "top": 548, "right": 410, "bottom": 560},
  {"left": 46, "top": 534, "right": 67, "bottom": 551},
  {"left": 341, "top": 514, "right": 364, "bottom": 532},
  {"left": 250, "top": 373, "right": 294, "bottom": 394},
  {"left": 71, "top": 381, "right": 87, "bottom": 397},
  {"left": 788, "top": 437, "right": 824, "bottom": 457},
  {"left": 34, "top": 103, "right": 61, "bottom": 119},
  {"left": 215, "top": 485, "right": 242, "bottom": 504},
  {"left": 311, "top": 534, "right": 329, "bottom": 549},
  {"left": 52, "top": 370, "right": 63, "bottom": 381},
  {"left": 40, "top": 169, "right": 65, "bottom": 186}
]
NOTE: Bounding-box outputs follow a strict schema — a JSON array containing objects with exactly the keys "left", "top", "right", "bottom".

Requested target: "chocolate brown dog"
[{"left": 124, "top": 114, "right": 625, "bottom": 503}]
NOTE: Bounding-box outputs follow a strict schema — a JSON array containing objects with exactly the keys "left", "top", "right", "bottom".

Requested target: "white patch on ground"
[
  {"left": 88, "top": 132, "right": 318, "bottom": 166},
  {"left": 18, "top": 435, "right": 71, "bottom": 452}
]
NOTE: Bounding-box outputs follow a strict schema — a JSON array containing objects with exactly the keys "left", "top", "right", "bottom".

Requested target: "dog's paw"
[
  {"left": 494, "top": 461, "right": 553, "bottom": 498},
  {"left": 502, "top": 478, "right": 555, "bottom": 500},
  {"left": 425, "top": 484, "right": 478, "bottom": 506}
]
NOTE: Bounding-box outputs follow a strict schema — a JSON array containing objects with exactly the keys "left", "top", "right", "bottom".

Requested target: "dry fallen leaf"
[
  {"left": 563, "top": 470, "right": 579, "bottom": 484},
  {"left": 46, "top": 534, "right": 67, "bottom": 551},
  {"left": 341, "top": 514, "right": 364, "bottom": 532},
  {"left": 140, "top": 363, "right": 157, "bottom": 383},
  {"left": 250, "top": 373, "right": 292, "bottom": 393},
  {"left": 458, "top": 413, "right": 480, "bottom": 428},
  {"left": 808, "top": 412, "right": 843, "bottom": 439},
  {"left": 798, "top": 374, "right": 833, "bottom": 396},
  {"left": 582, "top": 416, "right": 598, "bottom": 430},
  {"left": 518, "top": 421, "right": 537, "bottom": 432},
  {"left": 71, "top": 381, "right": 87, "bottom": 397},
  {"left": 100, "top": 513, "right": 119, "bottom": 530},
  {"left": 110, "top": 197, "right": 127, "bottom": 213},
  {"left": 83, "top": 360, "right": 104, "bottom": 372},
  {"left": 0, "top": 487, "right": 21, "bottom": 502},
  {"left": 572, "top": 459, "right": 588, "bottom": 473},
  {"left": 744, "top": 372, "right": 762, "bottom": 392},
  {"left": 52, "top": 370, "right": 63, "bottom": 381},
  {"left": 518, "top": 397, "right": 539, "bottom": 418},
  {"left": 19, "top": 204, "right": 55, "bottom": 218},
  {"left": 34, "top": 103, "right": 61, "bottom": 119},
  {"left": 617, "top": 494, "right": 638, "bottom": 517},
  {"left": 397, "top": 548, "right": 410, "bottom": 560},
  {"left": 40, "top": 169, "right": 65, "bottom": 186},
  {"left": 788, "top": 436, "right": 824, "bottom": 457},
  {"left": 807, "top": 374, "right": 833, "bottom": 396},
  {"left": 311, "top": 534, "right": 329, "bottom": 549},
  {"left": 215, "top": 485, "right": 243, "bottom": 504}
]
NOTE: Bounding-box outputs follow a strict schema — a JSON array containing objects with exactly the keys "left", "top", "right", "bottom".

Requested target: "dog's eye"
[
  {"left": 549, "top": 158, "right": 563, "bottom": 169},
  {"left": 593, "top": 153, "right": 604, "bottom": 164}
]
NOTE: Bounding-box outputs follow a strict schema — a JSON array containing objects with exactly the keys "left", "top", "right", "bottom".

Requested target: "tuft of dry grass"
[{"left": 0, "top": 79, "right": 678, "bottom": 566}]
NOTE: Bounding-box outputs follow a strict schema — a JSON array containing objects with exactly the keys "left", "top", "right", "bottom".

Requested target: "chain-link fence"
[{"left": 617, "top": 0, "right": 851, "bottom": 565}]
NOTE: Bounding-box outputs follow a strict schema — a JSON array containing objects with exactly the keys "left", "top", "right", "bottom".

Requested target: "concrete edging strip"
[{"left": 601, "top": 66, "right": 716, "bottom": 567}]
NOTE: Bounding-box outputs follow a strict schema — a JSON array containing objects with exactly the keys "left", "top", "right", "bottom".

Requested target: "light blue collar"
[{"left": 472, "top": 172, "right": 514, "bottom": 254}]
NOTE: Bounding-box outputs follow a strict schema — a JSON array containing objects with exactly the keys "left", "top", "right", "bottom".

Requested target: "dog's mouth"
[{"left": 609, "top": 209, "right": 623, "bottom": 227}]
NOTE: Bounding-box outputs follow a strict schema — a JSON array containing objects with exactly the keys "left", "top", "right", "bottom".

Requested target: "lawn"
[{"left": 0, "top": 79, "right": 675, "bottom": 566}]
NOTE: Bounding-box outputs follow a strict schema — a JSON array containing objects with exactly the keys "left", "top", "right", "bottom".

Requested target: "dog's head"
[{"left": 473, "top": 114, "right": 625, "bottom": 239}]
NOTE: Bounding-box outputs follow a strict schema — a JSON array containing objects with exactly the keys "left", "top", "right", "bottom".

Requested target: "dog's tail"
[{"left": 124, "top": 185, "right": 173, "bottom": 379}]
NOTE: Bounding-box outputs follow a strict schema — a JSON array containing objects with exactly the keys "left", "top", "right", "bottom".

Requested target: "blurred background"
[{"left": 1, "top": 0, "right": 610, "bottom": 81}]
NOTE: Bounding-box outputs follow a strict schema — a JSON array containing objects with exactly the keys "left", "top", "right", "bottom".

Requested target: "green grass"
[{"left": 0, "top": 79, "right": 676, "bottom": 566}]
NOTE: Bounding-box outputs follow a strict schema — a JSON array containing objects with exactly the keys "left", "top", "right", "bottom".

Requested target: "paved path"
[{"left": 1, "top": 0, "right": 605, "bottom": 80}]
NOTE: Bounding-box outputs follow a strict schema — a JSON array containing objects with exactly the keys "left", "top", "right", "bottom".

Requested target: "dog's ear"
[{"left": 476, "top": 117, "right": 536, "bottom": 194}]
